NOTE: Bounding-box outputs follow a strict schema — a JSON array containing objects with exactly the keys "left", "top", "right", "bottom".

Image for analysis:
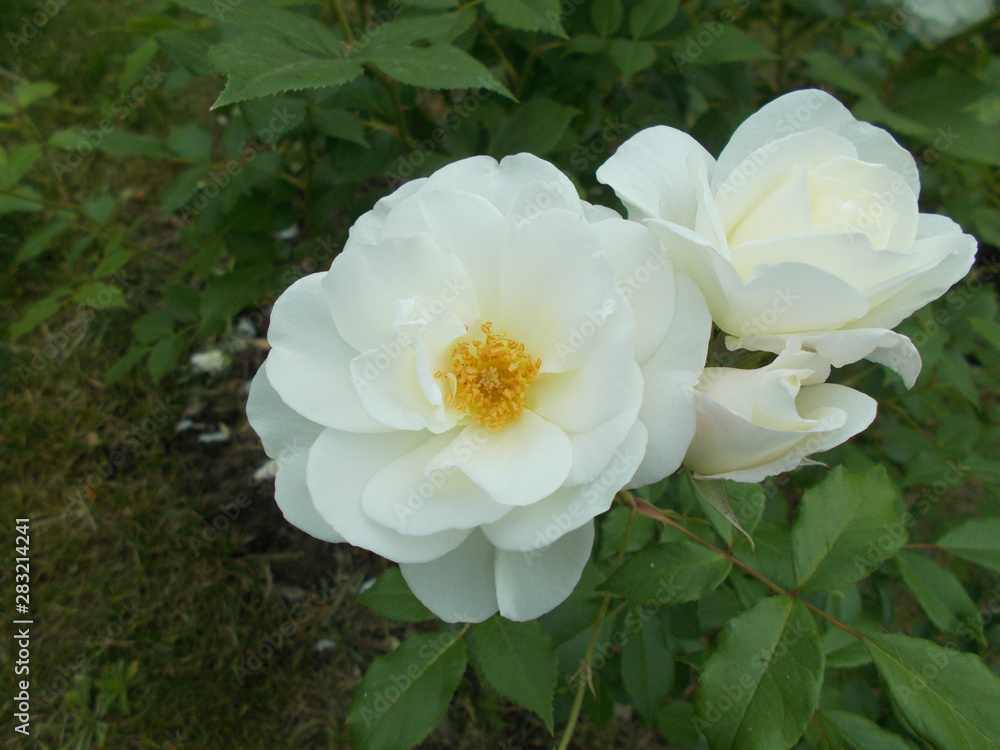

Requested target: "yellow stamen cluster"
[{"left": 436, "top": 322, "right": 541, "bottom": 431}]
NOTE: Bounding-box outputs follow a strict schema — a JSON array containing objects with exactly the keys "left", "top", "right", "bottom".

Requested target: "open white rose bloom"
[
  {"left": 597, "top": 89, "right": 977, "bottom": 389},
  {"left": 247, "top": 154, "right": 711, "bottom": 622}
]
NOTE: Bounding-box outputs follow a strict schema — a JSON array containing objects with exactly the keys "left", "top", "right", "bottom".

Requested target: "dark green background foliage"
[{"left": 1, "top": 0, "right": 999, "bottom": 748}]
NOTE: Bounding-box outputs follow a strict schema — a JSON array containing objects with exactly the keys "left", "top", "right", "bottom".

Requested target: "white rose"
[
  {"left": 597, "top": 89, "right": 977, "bottom": 388},
  {"left": 247, "top": 154, "right": 711, "bottom": 622},
  {"left": 685, "top": 351, "right": 877, "bottom": 483}
]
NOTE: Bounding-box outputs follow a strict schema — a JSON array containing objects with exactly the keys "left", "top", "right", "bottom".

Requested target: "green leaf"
[
  {"left": 467, "top": 616, "right": 558, "bottom": 730},
  {"left": 105, "top": 344, "right": 150, "bottom": 385},
  {"left": 692, "top": 478, "right": 754, "bottom": 549},
  {"left": 656, "top": 701, "right": 700, "bottom": 747},
  {"left": 889, "top": 72, "right": 1000, "bottom": 167},
  {"left": 133, "top": 310, "right": 176, "bottom": 344},
  {"left": 600, "top": 540, "right": 731, "bottom": 605},
  {"left": 73, "top": 282, "right": 128, "bottom": 310},
  {"left": 209, "top": 34, "right": 363, "bottom": 108},
  {"left": 590, "top": 0, "right": 623, "bottom": 36},
  {"left": 867, "top": 631, "right": 1000, "bottom": 750},
  {"left": 148, "top": 334, "right": 187, "bottom": 381},
  {"left": 823, "top": 625, "right": 873, "bottom": 669},
  {"left": 98, "top": 130, "right": 170, "bottom": 159},
  {"left": 161, "top": 165, "right": 209, "bottom": 214},
  {"left": 896, "top": 551, "right": 984, "bottom": 642},
  {"left": 969, "top": 317, "right": 1000, "bottom": 350},
  {"left": 15, "top": 81, "right": 59, "bottom": 108},
  {"left": 802, "top": 50, "right": 878, "bottom": 97},
  {"left": 358, "top": 44, "right": 512, "bottom": 99},
  {"left": 119, "top": 38, "right": 160, "bottom": 93},
  {"left": 313, "top": 107, "right": 368, "bottom": 147},
  {"left": 483, "top": 0, "right": 567, "bottom": 38},
  {"left": 695, "top": 597, "right": 824, "bottom": 750},
  {"left": 672, "top": 24, "right": 775, "bottom": 66},
  {"left": 817, "top": 710, "right": 916, "bottom": 750},
  {"left": 156, "top": 29, "right": 213, "bottom": 75},
  {"left": 163, "top": 283, "right": 200, "bottom": 323},
  {"left": 0, "top": 186, "right": 42, "bottom": 213},
  {"left": 347, "top": 631, "right": 467, "bottom": 750},
  {"left": 620, "top": 609, "right": 674, "bottom": 720},
  {"left": 358, "top": 567, "right": 435, "bottom": 622},
  {"left": 9, "top": 287, "right": 72, "bottom": 339},
  {"left": 83, "top": 194, "right": 117, "bottom": 226},
  {"left": 628, "top": 0, "right": 679, "bottom": 39},
  {"left": 359, "top": 9, "right": 475, "bottom": 50},
  {"left": 167, "top": 122, "right": 214, "bottom": 161},
  {"left": 198, "top": 270, "right": 267, "bottom": 332},
  {"left": 176, "top": 0, "right": 342, "bottom": 56},
  {"left": 15, "top": 220, "right": 72, "bottom": 264},
  {"left": 93, "top": 242, "right": 134, "bottom": 279},
  {"left": 0, "top": 144, "right": 42, "bottom": 188},
  {"left": 489, "top": 98, "right": 578, "bottom": 156},
  {"left": 937, "top": 518, "right": 1000, "bottom": 573},
  {"left": 791, "top": 466, "right": 905, "bottom": 593},
  {"left": 608, "top": 39, "right": 656, "bottom": 81}
]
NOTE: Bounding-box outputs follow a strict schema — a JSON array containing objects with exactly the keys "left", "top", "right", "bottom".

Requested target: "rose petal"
[
  {"left": 483, "top": 421, "right": 647, "bottom": 551},
  {"left": 496, "top": 209, "right": 623, "bottom": 372},
  {"left": 591, "top": 218, "right": 678, "bottom": 362},
  {"left": 564, "top": 364, "right": 643, "bottom": 486},
  {"left": 265, "top": 273, "right": 390, "bottom": 432},
  {"left": 323, "top": 233, "right": 476, "bottom": 353},
  {"left": 727, "top": 329, "right": 922, "bottom": 389},
  {"left": 307, "top": 428, "right": 470, "bottom": 563},
  {"left": 400, "top": 529, "right": 499, "bottom": 623},
  {"left": 362, "top": 431, "right": 511, "bottom": 536},
  {"left": 630, "top": 272, "right": 711, "bottom": 487},
  {"left": 427, "top": 411, "right": 573, "bottom": 507},
  {"left": 424, "top": 153, "right": 584, "bottom": 218},
  {"left": 246, "top": 362, "right": 344, "bottom": 542},
  {"left": 529, "top": 315, "right": 638, "bottom": 434},
  {"left": 714, "top": 89, "right": 919, "bottom": 199},
  {"left": 495, "top": 522, "right": 595, "bottom": 621},
  {"left": 596, "top": 125, "right": 716, "bottom": 227}
]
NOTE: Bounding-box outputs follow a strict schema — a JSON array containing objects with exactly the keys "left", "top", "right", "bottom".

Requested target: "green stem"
[
  {"left": 368, "top": 68, "right": 416, "bottom": 149},
  {"left": 477, "top": 19, "right": 519, "bottom": 88},
  {"left": 554, "top": 502, "right": 637, "bottom": 750},
  {"left": 626, "top": 492, "right": 866, "bottom": 641},
  {"left": 330, "top": 0, "right": 355, "bottom": 45}
]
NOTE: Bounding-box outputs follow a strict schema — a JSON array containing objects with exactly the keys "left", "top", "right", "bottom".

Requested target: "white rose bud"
[{"left": 684, "top": 351, "right": 877, "bottom": 483}]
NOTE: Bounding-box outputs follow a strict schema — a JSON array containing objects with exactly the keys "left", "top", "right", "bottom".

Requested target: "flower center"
[{"left": 436, "top": 322, "right": 541, "bottom": 430}]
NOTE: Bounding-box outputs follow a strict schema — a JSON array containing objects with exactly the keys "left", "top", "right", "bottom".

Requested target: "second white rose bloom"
[
  {"left": 247, "top": 154, "right": 711, "bottom": 623},
  {"left": 597, "top": 89, "right": 978, "bottom": 388}
]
